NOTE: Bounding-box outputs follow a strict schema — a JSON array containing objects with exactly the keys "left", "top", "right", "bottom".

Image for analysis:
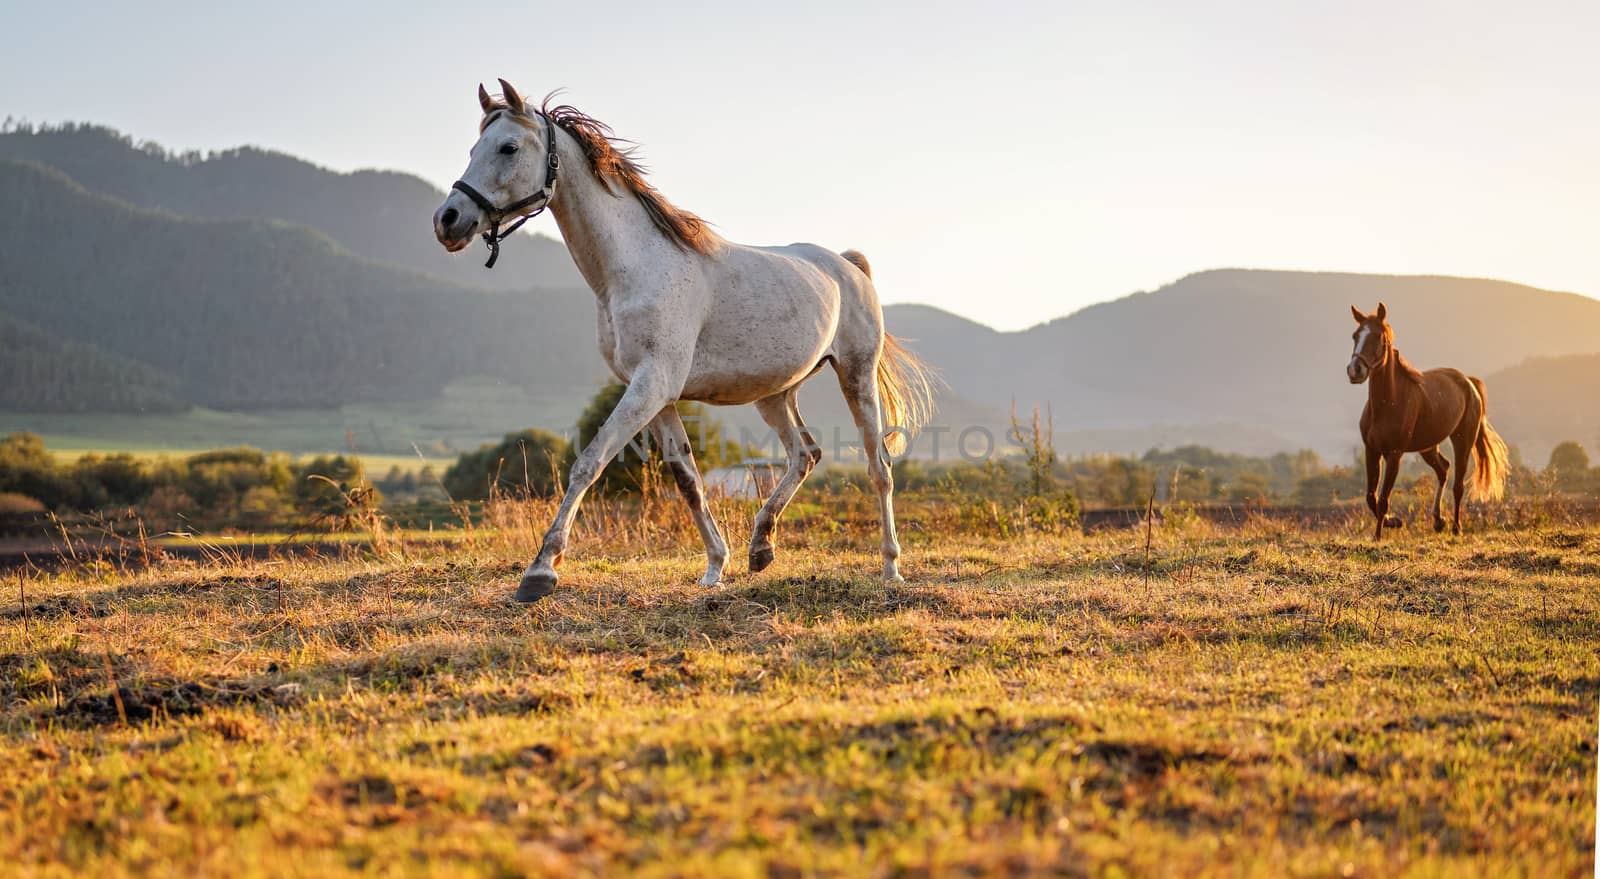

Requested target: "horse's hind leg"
[
  {"left": 650, "top": 406, "right": 728, "bottom": 585},
  {"left": 1420, "top": 447, "right": 1450, "bottom": 532},
  {"left": 1448, "top": 431, "right": 1472, "bottom": 536},
  {"left": 833, "top": 357, "right": 903, "bottom": 581},
  {"left": 748, "top": 388, "right": 821, "bottom": 573}
]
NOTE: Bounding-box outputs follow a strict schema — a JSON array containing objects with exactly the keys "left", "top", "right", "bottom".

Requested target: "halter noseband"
[{"left": 451, "top": 112, "right": 561, "bottom": 268}]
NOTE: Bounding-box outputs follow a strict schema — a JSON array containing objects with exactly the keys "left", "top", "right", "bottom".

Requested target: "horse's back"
[
  {"left": 743, "top": 242, "right": 870, "bottom": 295},
  {"left": 673, "top": 242, "right": 848, "bottom": 404},
  {"left": 1413, "top": 367, "right": 1482, "bottom": 448},
  {"left": 737, "top": 241, "right": 885, "bottom": 355},
  {"left": 1421, "top": 367, "right": 1479, "bottom": 415}
]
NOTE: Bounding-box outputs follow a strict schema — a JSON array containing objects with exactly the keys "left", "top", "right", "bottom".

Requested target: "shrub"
[
  {"left": 443, "top": 429, "right": 569, "bottom": 501},
  {"left": 293, "top": 455, "right": 379, "bottom": 525}
]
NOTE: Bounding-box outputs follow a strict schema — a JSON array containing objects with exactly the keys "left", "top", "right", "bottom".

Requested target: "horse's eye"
[{"left": 499, "top": 142, "right": 519, "bottom": 156}]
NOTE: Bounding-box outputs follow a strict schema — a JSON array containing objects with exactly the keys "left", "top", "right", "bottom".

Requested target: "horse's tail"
[
  {"left": 877, "top": 334, "right": 937, "bottom": 455},
  {"left": 841, "top": 249, "right": 872, "bottom": 278},
  {"left": 844, "top": 249, "right": 936, "bottom": 456},
  {"left": 1470, "top": 376, "right": 1509, "bottom": 502}
]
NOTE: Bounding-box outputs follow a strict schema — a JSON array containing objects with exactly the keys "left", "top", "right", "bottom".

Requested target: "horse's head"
[
  {"left": 1347, "top": 302, "right": 1391, "bottom": 384},
  {"left": 433, "top": 79, "right": 559, "bottom": 258}
]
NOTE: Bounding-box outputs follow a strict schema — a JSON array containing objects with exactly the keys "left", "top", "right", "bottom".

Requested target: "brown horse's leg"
[
  {"left": 1364, "top": 445, "right": 1382, "bottom": 530},
  {"left": 1375, "top": 451, "right": 1403, "bottom": 539},
  {"left": 1449, "top": 432, "right": 1472, "bottom": 535},
  {"left": 1419, "top": 448, "right": 1450, "bottom": 533}
]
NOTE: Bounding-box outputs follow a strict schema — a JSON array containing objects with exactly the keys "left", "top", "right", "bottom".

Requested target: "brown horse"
[{"left": 1347, "top": 302, "right": 1508, "bottom": 539}]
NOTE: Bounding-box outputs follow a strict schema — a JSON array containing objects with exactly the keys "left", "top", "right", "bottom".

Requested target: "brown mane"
[
  {"left": 479, "top": 97, "right": 717, "bottom": 255},
  {"left": 1381, "top": 326, "right": 1426, "bottom": 385}
]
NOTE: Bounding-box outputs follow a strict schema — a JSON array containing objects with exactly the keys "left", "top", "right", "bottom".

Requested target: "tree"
[
  {"left": 180, "top": 448, "right": 293, "bottom": 525},
  {"left": 565, "top": 382, "right": 754, "bottom": 494},
  {"left": 0, "top": 432, "right": 76, "bottom": 509},
  {"left": 1547, "top": 441, "right": 1591, "bottom": 490},
  {"left": 71, "top": 453, "right": 151, "bottom": 508},
  {"left": 443, "top": 429, "right": 569, "bottom": 501},
  {"left": 1227, "top": 473, "right": 1272, "bottom": 505},
  {"left": 1010, "top": 403, "right": 1056, "bottom": 499}
]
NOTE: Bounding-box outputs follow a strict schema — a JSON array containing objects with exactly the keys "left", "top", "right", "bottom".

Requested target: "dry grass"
[{"left": 0, "top": 496, "right": 1595, "bottom": 877}]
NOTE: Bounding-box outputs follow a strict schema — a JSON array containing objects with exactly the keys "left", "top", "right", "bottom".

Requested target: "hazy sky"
[{"left": 4, "top": 2, "right": 1596, "bottom": 330}]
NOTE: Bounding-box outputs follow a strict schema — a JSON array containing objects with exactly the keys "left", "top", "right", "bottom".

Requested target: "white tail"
[
  {"left": 841, "top": 249, "right": 937, "bottom": 457},
  {"left": 876, "top": 334, "right": 937, "bottom": 456}
]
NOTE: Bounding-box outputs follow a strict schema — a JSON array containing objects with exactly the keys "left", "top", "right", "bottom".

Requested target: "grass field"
[
  {"left": 36, "top": 447, "right": 456, "bottom": 480},
  {"left": 0, "top": 498, "right": 1594, "bottom": 877}
]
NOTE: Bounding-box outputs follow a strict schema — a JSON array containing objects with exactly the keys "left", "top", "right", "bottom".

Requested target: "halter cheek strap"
[
  {"left": 451, "top": 112, "right": 561, "bottom": 268},
  {"left": 1353, "top": 339, "right": 1386, "bottom": 372}
]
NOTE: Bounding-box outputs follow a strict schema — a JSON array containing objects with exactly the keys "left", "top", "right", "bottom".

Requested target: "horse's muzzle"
[
  {"left": 1347, "top": 359, "right": 1368, "bottom": 384},
  {"left": 433, "top": 198, "right": 479, "bottom": 252}
]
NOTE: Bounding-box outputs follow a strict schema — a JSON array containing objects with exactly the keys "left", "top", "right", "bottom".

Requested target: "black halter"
[{"left": 451, "top": 112, "right": 561, "bottom": 268}]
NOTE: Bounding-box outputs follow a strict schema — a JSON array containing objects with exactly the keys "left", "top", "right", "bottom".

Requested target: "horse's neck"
[
  {"left": 547, "top": 129, "right": 687, "bottom": 300},
  {"left": 1369, "top": 348, "right": 1406, "bottom": 405}
]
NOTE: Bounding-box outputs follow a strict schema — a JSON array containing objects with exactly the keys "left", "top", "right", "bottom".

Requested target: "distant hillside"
[
  {"left": 0, "top": 159, "right": 608, "bottom": 410},
  {"left": 0, "top": 314, "right": 184, "bottom": 413},
  {"left": 888, "top": 270, "right": 1600, "bottom": 456},
  {"left": 0, "top": 123, "right": 582, "bottom": 292},
  {"left": 1484, "top": 354, "right": 1600, "bottom": 465}
]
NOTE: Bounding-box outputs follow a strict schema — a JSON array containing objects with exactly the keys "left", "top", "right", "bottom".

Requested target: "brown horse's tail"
[
  {"left": 1469, "top": 376, "right": 1509, "bottom": 502},
  {"left": 845, "top": 249, "right": 937, "bottom": 456}
]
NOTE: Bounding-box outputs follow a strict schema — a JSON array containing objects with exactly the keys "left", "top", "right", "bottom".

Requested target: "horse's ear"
[
  {"left": 1351, "top": 305, "right": 1365, "bottom": 324},
  {"left": 1375, "top": 301, "right": 1387, "bottom": 321},
  {"left": 478, "top": 83, "right": 495, "bottom": 114},
  {"left": 498, "top": 78, "right": 526, "bottom": 114}
]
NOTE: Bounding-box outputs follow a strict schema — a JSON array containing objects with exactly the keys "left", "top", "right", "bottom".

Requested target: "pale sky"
[{"left": 3, "top": 1, "right": 1596, "bottom": 330}]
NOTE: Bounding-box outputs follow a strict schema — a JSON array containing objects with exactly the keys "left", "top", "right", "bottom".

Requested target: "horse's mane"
[
  {"left": 479, "top": 97, "right": 717, "bottom": 255},
  {"left": 1386, "top": 326, "right": 1427, "bottom": 385}
]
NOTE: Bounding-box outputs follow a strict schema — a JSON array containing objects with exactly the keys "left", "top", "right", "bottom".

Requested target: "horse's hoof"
[
  {"left": 1433, "top": 519, "right": 1446, "bottom": 533},
  {"left": 749, "top": 545, "right": 775, "bottom": 573},
  {"left": 513, "top": 573, "right": 557, "bottom": 603}
]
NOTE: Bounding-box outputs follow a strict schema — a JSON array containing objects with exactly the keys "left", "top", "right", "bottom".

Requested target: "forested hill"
[
  {"left": 0, "top": 122, "right": 582, "bottom": 292},
  {"left": 1485, "top": 354, "right": 1600, "bottom": 464},
  {"left": 0, "top": 313, "right": 185, "bottom": 413},
  {"left": 0, "top": 159, "right": 609, "bottom": 410}
]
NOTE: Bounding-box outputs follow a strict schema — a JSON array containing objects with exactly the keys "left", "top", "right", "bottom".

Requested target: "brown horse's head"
[{"left": 1347, "top": 302, "right": 1391, "bottom": 384}]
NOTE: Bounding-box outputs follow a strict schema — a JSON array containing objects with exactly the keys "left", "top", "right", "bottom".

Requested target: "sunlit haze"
[{"left": 4, "top": 1, "right": 1596, "bottom": 330}]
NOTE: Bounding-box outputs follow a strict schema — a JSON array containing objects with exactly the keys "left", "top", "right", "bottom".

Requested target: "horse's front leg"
[
  {"left": 515, "top": 370, "right": 677, "bottom": 602},
  {"left": 1364, "top": 446, "right": 1381, "bottom": 533},
  {"left": 1374, "top": 450, "right": 1403, "bottom": 540}
]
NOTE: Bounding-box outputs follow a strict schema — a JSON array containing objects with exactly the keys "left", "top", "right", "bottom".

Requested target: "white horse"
[{"left": 433, "top": 80, "right": 935, "bottom": 602}]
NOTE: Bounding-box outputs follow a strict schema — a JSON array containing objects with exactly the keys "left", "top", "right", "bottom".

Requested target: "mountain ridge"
[
  {"left": 2, "top": 123, "right": 1596, "bottom": 460},
  {"left": 0, "top": 123, "right": 583, "bottom": 292}
]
